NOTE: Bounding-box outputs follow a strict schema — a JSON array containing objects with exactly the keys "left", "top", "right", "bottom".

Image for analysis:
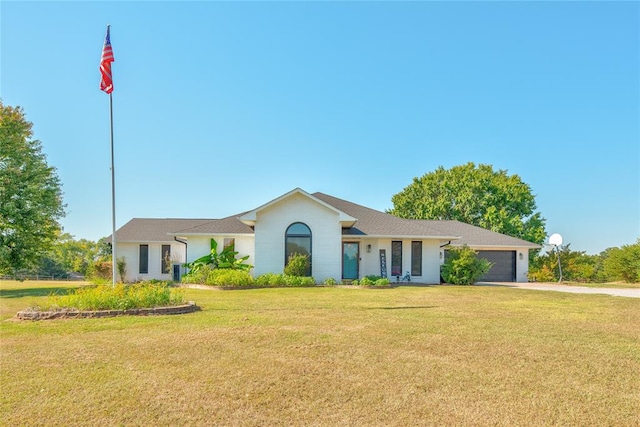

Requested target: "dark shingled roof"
[
  {"left": 112, "top": 218, "right": 216, "bottom": 242},
  {"left": 312, "top": 192, "right": 458, "bottom": 239},
  {"left": 110, "top": 191, "right": 540, "bottom": 248},
  {"left": 427, "top": 220, "right": 540, "bottom": 248},
  {"left": 170, "top": 213, "right": 254, "bottom": 235},
  {"left": 312, "top": 193, "right": 539, "bottom": 248}
]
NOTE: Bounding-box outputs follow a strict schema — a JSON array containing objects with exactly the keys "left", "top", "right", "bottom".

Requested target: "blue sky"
[{"left": 1, "top": 1, "right": 638, "bottom": 255}]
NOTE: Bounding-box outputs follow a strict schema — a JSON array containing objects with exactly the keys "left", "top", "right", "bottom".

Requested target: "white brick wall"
[
  {"left": 253, "top": 192, "right": 342, "bottom": 281},
  {"left": 117, "top": 241, "right": 186, "bottom": 282}
]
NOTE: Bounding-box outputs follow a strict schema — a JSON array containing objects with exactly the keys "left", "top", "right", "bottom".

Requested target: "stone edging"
[{"left": 15, "top": 302, "right": 200, "bottom": 320}]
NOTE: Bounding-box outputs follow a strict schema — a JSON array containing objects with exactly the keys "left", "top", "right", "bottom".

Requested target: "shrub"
[
  {"left": 205, "top": 269, "right": 254, "bottom": 287},
  {"left": 182, "top": 265, "right": 212, "bottom": 285},
  {"left": 374, "top": 278, "right": 390, "bottom": 287},
  {"left": 358, "top": 276, "right": 390, "bottom": 287},
  {"left": 255, "top": 273, "right": 281, "bottom": 287},
  {"left": 323, "top": 277, "right": 337, "bottom": 286},
  {"left": 359, "top": 277, "right": 374, "bottom": 286},
  {"left": 254, "top": 273, "right": 316, "bottom": 287},
  {"left": 284, "top": 253, "right": 310, "bottom": 277},
  {"left": 283, "top": 275, "right": 315, "bottom": 287},
  {"left": 441, "top": 245, "right": 491, "bottom": 285},
  {"left": 88, "top": 261, "right": 112, "bottom": 281}
]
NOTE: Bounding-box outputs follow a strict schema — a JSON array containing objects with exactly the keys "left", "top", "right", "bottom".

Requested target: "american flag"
[{"left": 100, "top": 26, "right": 114, "bottom": 94}]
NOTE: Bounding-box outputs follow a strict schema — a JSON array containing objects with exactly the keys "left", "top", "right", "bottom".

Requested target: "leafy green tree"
[
  {"left": 602, "top": 239, "right": 640, "bottom": 283},
  {"left": 389, "top": 162, "right": 546, "bottom": 245},
  {"left": 441, "top": 245, "right": 491, "bottom": 285},
  {"left": 529, "top": 244, "right": 597, "bottom": 283},
  {"left": 47, "top": 233, "right": 101, "bottom": 276},
  {"left": 0, "top": 102, "right": 65, "bottom": 275}
]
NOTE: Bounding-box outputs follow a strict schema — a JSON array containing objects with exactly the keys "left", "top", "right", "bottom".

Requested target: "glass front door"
[{"left": 342, "top": 242, "right": 359, "bottom": 280}]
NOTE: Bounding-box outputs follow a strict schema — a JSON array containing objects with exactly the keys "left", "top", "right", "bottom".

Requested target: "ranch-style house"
[{"left": 110, "top": 188, "right": 540, "bottom": 283}]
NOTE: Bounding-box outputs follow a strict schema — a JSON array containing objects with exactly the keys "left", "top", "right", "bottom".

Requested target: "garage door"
[{"left": 477, "top": 251, "right": 516, "bottom": 282}]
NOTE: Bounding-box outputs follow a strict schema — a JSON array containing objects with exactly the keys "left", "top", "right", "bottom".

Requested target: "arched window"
[{"left": 285, "top": 222, "right": 312, "bottom": 276}]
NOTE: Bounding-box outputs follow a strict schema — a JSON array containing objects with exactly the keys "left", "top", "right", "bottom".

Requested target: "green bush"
[
  {"left": 374, "top": 278, "right": 390, "bottom": 287},
  {"left": 254, "top": 273, "right": 281, "bottom": 287},
  {"left": 254, "top": 273, "right": 316, "bottom": 287},
  {"left": 441, "top": 245, "right": 491, "bottom": 285},
  {"left": 181, "top": 265, "right": 212, "bottom": 284},
  {"left": 44, "top": 281, "right": 184, "bottom": 311},
  {"left": 284, "top": 253, "right": 310, "bottom": 277},
  {"left": 358, "top": 276, "right": 390, "bottom": 287},
  {"left": 205, "top": 269, "right": 254, "bottom": 287},
  {"left": 359, "top": 277, "right": 374, "bottom": 286},
  {"left": 283, "top": 275, "right": 315, "bottom": 287},
  {"left": 323, "top": 277, "right": 337, "bottom": 286}
]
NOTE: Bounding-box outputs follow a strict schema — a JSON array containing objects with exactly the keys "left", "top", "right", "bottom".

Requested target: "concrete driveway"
[{"left": 477, "top": 282, "right": 640, "bottom": 299}]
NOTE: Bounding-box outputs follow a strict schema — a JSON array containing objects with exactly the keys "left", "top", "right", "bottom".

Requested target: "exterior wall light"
[
  {"left": 367, "top": 244, "right": 372, "bottom": 253},
  {"left": 519, "top": 252, "right": 523, "bottom": 260}
]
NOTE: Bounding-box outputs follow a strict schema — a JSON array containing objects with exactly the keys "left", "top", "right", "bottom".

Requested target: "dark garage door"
[{"left": 477, "top": 251, "right": 516, "bottom": 282}]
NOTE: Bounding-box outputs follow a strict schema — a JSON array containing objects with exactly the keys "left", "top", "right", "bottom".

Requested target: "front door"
[{"left": 343, "top": 242, "right": 359, "bottom": 280}]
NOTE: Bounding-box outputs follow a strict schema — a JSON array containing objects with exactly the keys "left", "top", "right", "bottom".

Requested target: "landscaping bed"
[{"left": 16, "top": 302, "right": 200, "bottom": 320}]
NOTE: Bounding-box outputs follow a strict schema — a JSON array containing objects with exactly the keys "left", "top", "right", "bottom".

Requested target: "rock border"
[{"left": 15, "top": 302, "right": 200, "bottom": 320}]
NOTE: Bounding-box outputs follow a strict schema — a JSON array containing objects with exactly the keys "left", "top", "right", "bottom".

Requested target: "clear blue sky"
[{"left": 1, "top": 1, "right": 638, "bottom": 255}]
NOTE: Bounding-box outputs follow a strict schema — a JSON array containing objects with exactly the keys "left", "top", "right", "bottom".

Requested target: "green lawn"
[{"left": 1, "top": 280, "right": 639, "bottom": 426}]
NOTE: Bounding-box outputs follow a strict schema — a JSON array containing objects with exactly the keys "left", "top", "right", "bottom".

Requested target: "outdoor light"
[
  {"left": 367, "top": 244, "right": 371, "bottom": 253},
  {"left": 519, "top": 253, "right": 523, "bottom": 260}
]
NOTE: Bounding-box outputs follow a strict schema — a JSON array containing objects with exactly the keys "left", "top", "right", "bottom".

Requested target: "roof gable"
[{"left": 239, "top": 188, "right": 357, "bottom": 227}]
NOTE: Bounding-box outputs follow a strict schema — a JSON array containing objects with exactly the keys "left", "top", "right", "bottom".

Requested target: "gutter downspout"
[{"left": 174, "top": 237, "right": 188, "bottom": 279}]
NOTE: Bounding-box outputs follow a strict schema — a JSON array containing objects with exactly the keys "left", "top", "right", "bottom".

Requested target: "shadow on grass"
[{"left": 0, "top": 287, "right": 74, "bottom": 299}]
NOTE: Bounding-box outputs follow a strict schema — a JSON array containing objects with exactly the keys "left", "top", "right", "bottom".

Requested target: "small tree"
[
  {"left": 116, "top": 256, "right": 127, "bottom": 283},
  {"left": 441, "top": 245, "right": 491, "bottom": 285},
  {"left": 284, "top": 253, "right": 310, "bottom": 277}
]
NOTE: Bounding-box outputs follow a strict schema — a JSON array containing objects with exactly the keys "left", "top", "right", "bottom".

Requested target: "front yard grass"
[{"left": 1, "top": 280, "right": 639, "bottom": 426}]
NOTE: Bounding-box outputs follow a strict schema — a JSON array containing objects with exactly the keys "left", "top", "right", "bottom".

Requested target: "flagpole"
[
  {"left": 100, "top": 24, "right": 116, "bottom": 285},
  {"left": 109, "top": 91, "right": 117, "bottom": 286}
]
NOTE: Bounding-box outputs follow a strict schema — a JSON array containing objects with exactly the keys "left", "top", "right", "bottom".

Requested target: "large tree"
[
  {"left": 0, "top": 101, "right": 65, "bottom": 275},
  {"left": 388, "top": 162, "right": 546, "bottom": 245}
]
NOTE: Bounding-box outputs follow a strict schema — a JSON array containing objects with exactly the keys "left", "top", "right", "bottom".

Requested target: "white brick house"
[{"left": 110, "top": 188, "right": 540, "bottom": 283}]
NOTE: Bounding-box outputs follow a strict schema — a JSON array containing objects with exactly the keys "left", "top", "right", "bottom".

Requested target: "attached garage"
[{"left": 476, "top": 250, "right": 516, "bottom": 282}]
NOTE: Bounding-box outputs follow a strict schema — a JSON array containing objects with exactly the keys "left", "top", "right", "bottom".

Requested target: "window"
[
  {"left": 391, "top": 241, "right": 402, "bottom": 277},
  {"left": 161, "top": 245, "right": 171, "bottom": 274},
  {"left": 411, "top": 241, "right": 422, "bottom": 276},
  {"left": 139, "top": 245, "right": 149, "bottom": 274},
  {"left": 223, "top": 238, "right": 235, "bottom": 250},
  {"left": 285, "top": 222, "right": 311, "bottom": 276}
]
